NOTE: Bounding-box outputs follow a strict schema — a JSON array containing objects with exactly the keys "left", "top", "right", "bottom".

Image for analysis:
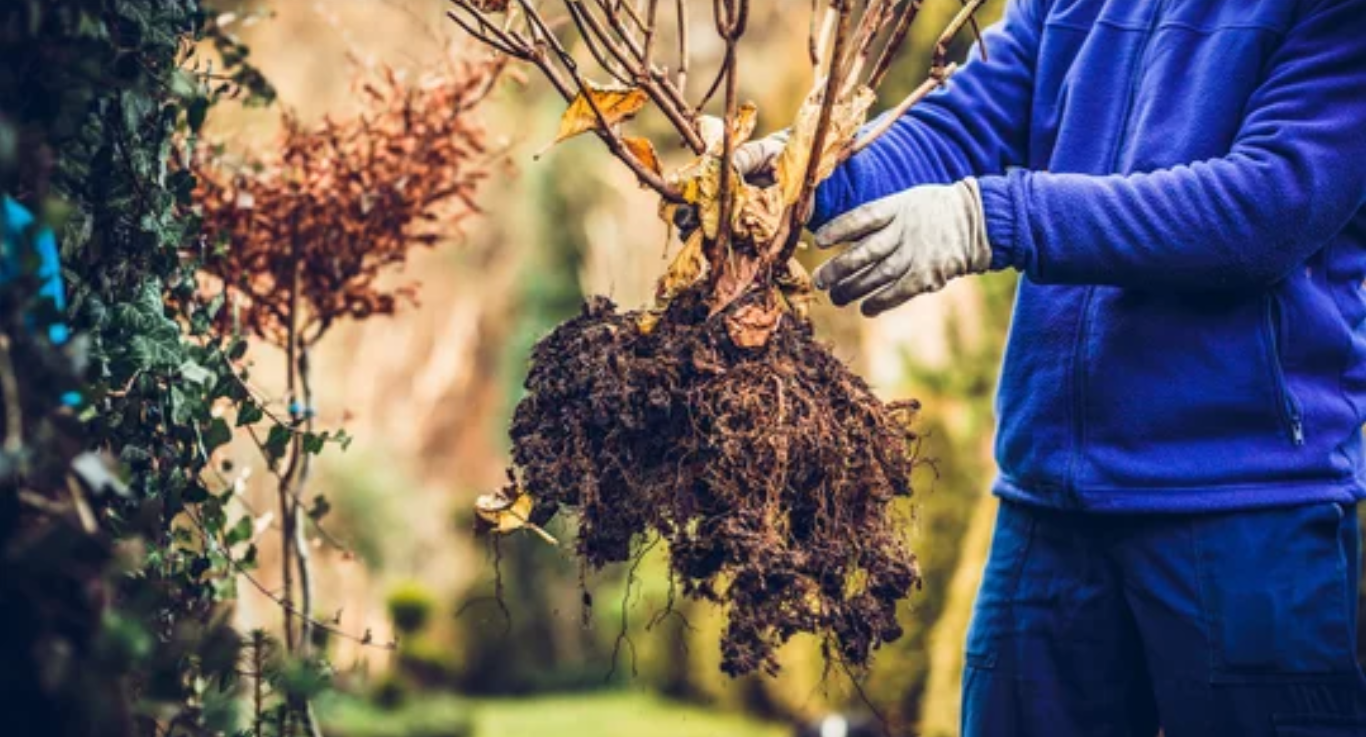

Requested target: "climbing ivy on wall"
[{"left": 0, "top": 2, "right": 291, "bottom": 735}]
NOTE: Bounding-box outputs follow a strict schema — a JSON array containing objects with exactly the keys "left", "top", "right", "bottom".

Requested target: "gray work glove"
[
  {"left": 673, "top": 130, "right": 791, "bottom": 237},
  {"left": 731, "top": 129, "right": 790, "bottom": 186},
  {"left": 812, "top": 179, "right": 992, "bottom": 317}
]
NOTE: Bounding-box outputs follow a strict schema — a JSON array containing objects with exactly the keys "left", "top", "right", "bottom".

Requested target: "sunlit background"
[{"left": 210, "top": 1, "right": 1012, "bottom": 734}]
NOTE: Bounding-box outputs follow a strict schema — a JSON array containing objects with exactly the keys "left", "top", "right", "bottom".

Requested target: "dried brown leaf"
[
  {"left": 725, "top": 289, "right": 784, "bottom": 349},
  {"left": 623, "top": 136, "right": 662, "bottom": 176},
  {"left": 475, "top": 490, "right": 559, "bottom": 544},
  {"left": 553, "top": 83, "right": 649, "bottom": 145},
  {"left": 775, "top": 84, "right": 877, "bottom": 207}
]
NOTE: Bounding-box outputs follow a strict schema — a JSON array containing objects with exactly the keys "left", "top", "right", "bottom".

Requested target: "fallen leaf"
[
  {"left": 552, "top": 83, "right": 649, "bottom": 146},
  {"left": 637, "top": 310, "right": 662, "bottom": 335},
  {"left": 725, "top": 289, "right": 784, "bottom": 348},
  {"left": 475, "top": 489, "right": 558, "bottom": 545}
]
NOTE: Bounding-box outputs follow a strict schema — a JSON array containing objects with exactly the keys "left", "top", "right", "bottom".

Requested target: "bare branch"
[
  {"left": 676, "top": 0, "right": 690, "bottom": 91},
  {"left": 712, "top": 0, "right": 743, "bottom": 261},
  {"left": 584, "top": 0, "right": 707, "bottom": 151},
  {"left": 934, "top": 0, "right": 988, "bottom": 71},
  {"left": 446, "top": 5, "right": 529, "bottom": 58},
  {"left": 784, "top": 0, "right": 854, "bottom": 254},
  {"left": 521, "top": 0, "right": 686, "bottom": 198},
  {"left": 847, "top": 67, "right": 954, "bottom": 155},
  {"left": 643, "top": 0, "right": 661, "bottom": 63},
  {"left": 867, "top": 0, "right": 922, "bottom": 90}
]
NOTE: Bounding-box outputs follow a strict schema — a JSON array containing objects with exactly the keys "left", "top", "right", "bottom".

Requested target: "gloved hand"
[
  {"left": 812, "top": 179, "right": 991, "bottom": 317},
  {"left": 672, "top": 130, "right": 791, "bottom": 237},
  {"left": 730, "top": 129, "right": 789, "bottom": 186}
]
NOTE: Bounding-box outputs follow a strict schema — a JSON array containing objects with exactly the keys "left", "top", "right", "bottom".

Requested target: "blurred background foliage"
[{"left": 24, "top": 0, "right": 1313, "bottom": 735}]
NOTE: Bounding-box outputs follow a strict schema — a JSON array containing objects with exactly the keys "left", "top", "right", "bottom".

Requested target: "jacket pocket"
[
  {"left": 1199, "top": 503, "right": 1357, "bottom": 680},
  {"left": 1263, "top": 293, "right": 1306, "bottom": 446}
]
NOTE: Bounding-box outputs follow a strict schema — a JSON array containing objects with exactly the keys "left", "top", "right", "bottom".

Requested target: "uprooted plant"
[{"left": 451, "top": 0, "right": 986, "bottom": 677}]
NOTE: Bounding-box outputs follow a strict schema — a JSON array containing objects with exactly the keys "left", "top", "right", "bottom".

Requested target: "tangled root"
[{"left": 509, "top": 290, "right": 922, "bottom": 676}]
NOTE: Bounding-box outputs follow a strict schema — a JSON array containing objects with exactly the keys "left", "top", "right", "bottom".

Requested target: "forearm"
[
  {"left": 812, "top": 0, "right": 1042, "bottom": 228},
  {"left": 982, "top": 0, "right": 1366, "bottom": 291},
  {"left": 982, "top": 154, "right": 1363, "bottom": 290}
]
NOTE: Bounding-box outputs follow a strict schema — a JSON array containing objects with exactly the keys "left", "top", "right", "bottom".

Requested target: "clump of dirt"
[{"left": 507, "top": 288, "right": 922, "bottom": 677}]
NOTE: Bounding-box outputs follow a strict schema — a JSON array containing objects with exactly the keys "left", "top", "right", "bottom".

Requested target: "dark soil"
[{"left": 507, "top": 288, "right": 923, "bottom": 677}]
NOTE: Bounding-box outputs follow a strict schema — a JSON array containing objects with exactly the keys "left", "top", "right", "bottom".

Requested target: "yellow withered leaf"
[
  {"left": 775, "top": 84, "right": 877, "bottom": 207},
  {"left": 667, "top": 155, "right": 725, "bottom": 239},
  {"left": 731, "top": 101, "right": 759, "bottom": 147},
  {"left": 474, "top": 489, "right": 558, "bottom": 545},
  {"left": 735, "top": 181, "right": 785, "bottom": 245},
  {"left": 697, "top": 104, "right": 758, "bottom": 155},
  {"left": 777, "top": 258, "right": 816, "bottom": 319},
  {"left": 623, "top": 136, "right": 662, "bottom": 175},
  {"left": 640, "top": 229, "right": 708, "bottom": 334},
  {"left": 637, "top": 310, "right": 662, "bottom": 335},
  {"left": 657, "top": 230, "right": 708, "bottom": 303},
  {"left": 553, "top": 83, "right": 650, "bottom": 145}
]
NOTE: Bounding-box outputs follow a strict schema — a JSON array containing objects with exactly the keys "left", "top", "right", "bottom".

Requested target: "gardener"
[{"left": 736, "top": 1, "right": 1366, "bottom": 734}]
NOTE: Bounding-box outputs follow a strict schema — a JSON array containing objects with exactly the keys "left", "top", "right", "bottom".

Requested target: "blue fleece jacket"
[{"left": 814, "top": 0, "right": 1366, "bottom": 512}]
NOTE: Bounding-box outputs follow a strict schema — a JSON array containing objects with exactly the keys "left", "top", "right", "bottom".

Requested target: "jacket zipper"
[
  {"left": 1265, "top": 295, "right": 1305, "bottom": 446},
  {"left": 1068, "top": 0, "right": 1168, "bottom": 489}
]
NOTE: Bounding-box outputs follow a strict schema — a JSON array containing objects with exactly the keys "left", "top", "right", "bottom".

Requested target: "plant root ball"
[{"left": 509, "top": 291, "right": 922, "bottom": 677}]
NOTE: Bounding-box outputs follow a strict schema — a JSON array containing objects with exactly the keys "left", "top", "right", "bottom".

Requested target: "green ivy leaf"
[
  {"left": 224, "top": 515, "right": 253, "bottom": 547},
  {"left": 307, "top": 495, "right": 331, "bottom": 522},
  {"left": 179, "top": 359, "right": 214, "bottom": 386},
  {"left": 108, "top": 280, "right": 184, "bottom": 373},
  {"left": 236, "top": 400, "right": 264, "bottom": 427},
  {"left": 334, "top": 428, "right": 354, "bottom": 451},
  {"left": 264, "top": 423, "right": 291, "bottom": 464},
  {"left": 302, "top": 431, "right": 326, "bottom": 455},
  {"left": 203, "top": 418, "right": 233, "bottom": 453},
  {"left": 187, "top": 96, "right": 210, "bottom": 133}
]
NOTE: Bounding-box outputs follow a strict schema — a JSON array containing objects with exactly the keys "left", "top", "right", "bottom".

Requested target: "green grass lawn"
[
  {"left": 472, "top": 691, "right": 787, "bottom": 737},
  {"left": 321, "top": 690, "right": 788, "bottom": 737}
]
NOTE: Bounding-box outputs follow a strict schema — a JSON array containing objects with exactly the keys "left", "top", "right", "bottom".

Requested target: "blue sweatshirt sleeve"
[
  {"left": 812, "top": 0, "right": 1043, "bottom": 228},
  {"left": 982, "top": 0, "right": 1366, "bottom": 290}
]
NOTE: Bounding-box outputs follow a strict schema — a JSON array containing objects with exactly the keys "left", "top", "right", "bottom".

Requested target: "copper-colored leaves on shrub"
[{"left": 195, "top": 60, "right": 500, "bottom": 345}]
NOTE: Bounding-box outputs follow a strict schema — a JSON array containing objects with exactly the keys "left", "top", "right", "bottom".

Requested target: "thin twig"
[
  {"left": 293, "top": 347, "right": 321, "bottom": 737},
  {"left": 183, "top": 505, "right": 396, "bottom": 650},
  {"left": 784, "top": 0, "right": 853, "bottom": 255},
  {"left": 934, "top": 0, "right": 987, "bottom": 70},
  {"left": 847, "top": 68, "right": 954, "bottom": 155},
  {"left": 518, "top": 0, "right": 688, "bottom": 197},
  {"left": 867, "top": 0, "right": 922, "bottom": 89},
  {"left": 712, "top": 0, "right": 743, "bottom": 263},
  {"left": 676, "top": 0, "right": 689, "bottom": 91}
]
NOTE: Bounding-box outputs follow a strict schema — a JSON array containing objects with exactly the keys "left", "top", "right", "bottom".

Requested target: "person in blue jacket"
[{"left": 734, "top": 1, "right": 1366, "bottom": 734}]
